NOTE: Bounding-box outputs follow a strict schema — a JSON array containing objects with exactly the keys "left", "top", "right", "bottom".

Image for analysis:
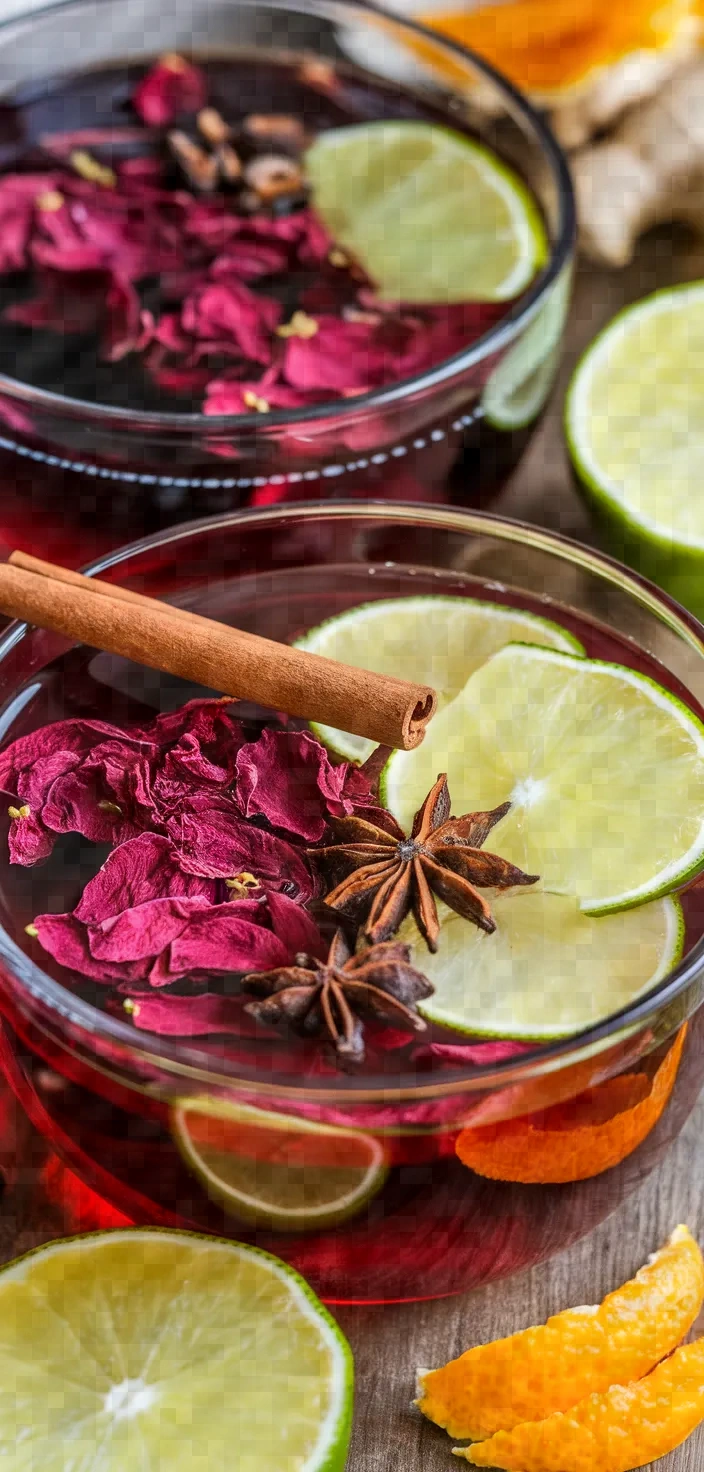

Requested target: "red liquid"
[
  {"left": 0, "top": 53, "right": 547, "bottom": 554},
  {"left": 0, "top": 566, "right": 700, "bottom": 1302}
]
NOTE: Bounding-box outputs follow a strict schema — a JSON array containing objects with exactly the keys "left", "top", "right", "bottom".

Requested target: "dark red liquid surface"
[
  {"left": 0, "top": 568, "right": 700, "bottom": 1301},
  {"left": 0, "top": 52, "right": 546, "bottom": 550}
]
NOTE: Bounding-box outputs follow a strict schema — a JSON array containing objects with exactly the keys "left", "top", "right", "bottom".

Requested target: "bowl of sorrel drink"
[
  {"left": 0, "top": 0, "right": 574, "bottom": 549},
  {"left": 1, "top": 501, "right": 703, "bottom": 1305}
]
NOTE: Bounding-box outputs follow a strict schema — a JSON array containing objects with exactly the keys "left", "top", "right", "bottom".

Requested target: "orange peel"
[
  {"left": 455, "top": 1026, "right": 685, "bottom": 1185},
  {"left": 416, "top": 1224, "right": 704, "bottom": 1441},
  {"left": 417, "top": 0, "right": 696, "bottom": 102},
  {"left": 460, "top": 1333, "right": 704, "bottom": 1471}
]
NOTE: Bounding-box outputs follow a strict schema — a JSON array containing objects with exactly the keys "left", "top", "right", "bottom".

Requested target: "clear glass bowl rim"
[
  {"left": 0, "top": 500, "right": 702, "bottom": 1102},
  {"left": 0, "top": 0, "right": 576, "bottom": 435}
]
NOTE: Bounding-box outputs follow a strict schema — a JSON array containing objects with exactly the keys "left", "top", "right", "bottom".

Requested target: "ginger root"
[
  {"left": 573, "top": 59, "right": 704, "bottom": 265},
  {"left": 419, "top": 0, "right": 699, "bottom": 146}
]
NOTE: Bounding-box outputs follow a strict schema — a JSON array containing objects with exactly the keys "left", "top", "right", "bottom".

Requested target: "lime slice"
[
  {"left": 484, "top": 264, "right": 571, "bottom": 430},
  {"left": 306, "top": 120, "right": 547, "bottom": 304},
  {"left": 295, "top": 594, "right": 584, "bottom": 763},
  {"left": 399, "top": 892, "right": 683, "bottom": 1039},
  {"left": 172, "top": 1099, "right": 387, "bottom": 1232},
  {"left": 383, "top": 643, "right": 704, "bottom": 913},
  {"left": 0, "top": 1229, "right": 353, "bottom": 1471},
  {"left": 566, "top": 283, "right": 704, "bottom": 615}
]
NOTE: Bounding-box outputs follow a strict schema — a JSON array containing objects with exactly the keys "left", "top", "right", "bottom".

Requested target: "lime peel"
[
  {"left": 0, "top": 1227, "right": 354, "bottom": 1472},
  {"left": 566, "top": 282, "right": 704, "bottom": 552}
]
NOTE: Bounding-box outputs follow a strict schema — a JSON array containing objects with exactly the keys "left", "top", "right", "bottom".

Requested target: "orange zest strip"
[
  {"left": 455, "top": 1026, "right": 685, "bottom": 1185},
  {"left": 417, "top": 0, "right": 693, "bottom": 97},
  {"left": 416, "top": 1224, "right": 704, "bottom": 1441},
  {"left": 461, "top": 1333, "right": 704, "bottom": 1471}
]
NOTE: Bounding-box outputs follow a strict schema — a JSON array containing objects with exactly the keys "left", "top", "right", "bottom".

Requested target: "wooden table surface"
[{"left": 1, "top": 233, "right": 703, "bottom": 1471}]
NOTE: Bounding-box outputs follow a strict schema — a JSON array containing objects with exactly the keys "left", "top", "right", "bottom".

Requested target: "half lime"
[
  {"left": 306, "top": 120, "right": 547, "bottom": 303},
  {"left": 566, "top": 282, "right": 704, "bottom": 616},
  {"left": 0, "top": 1228, "right": 354, "bottom": 1471},
  {"left": 295, "top": 594, "right": 583, "bottom": 763}
]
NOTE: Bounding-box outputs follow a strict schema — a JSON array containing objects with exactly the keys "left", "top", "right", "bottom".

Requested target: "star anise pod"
[
  {"left": 310, "top": 774, "right": 538, "bottom": 952},
  {"left": 242, "top": 929, "right": 433, "bottom": 1062}
]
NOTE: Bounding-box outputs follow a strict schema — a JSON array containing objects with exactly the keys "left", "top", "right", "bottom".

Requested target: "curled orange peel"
[
  {"left": 416, "top": 1223, "right": 704, "bottom": 1441},
  {"left": 455, "top": 1026, "right": 685, "bottom": 1185},
  {"left": 417, "top": 0, "right": 695, "bottom": 100},
  {"left": 460, "top": 1333, "right": 704, "bottom": 1471}
]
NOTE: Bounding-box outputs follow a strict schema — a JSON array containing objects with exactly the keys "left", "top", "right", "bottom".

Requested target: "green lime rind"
[
  {"left": 382, "top": 642, "right": 704, "bottom": 915},
  {"left": 171, "top": 1099, "right": 388, "bottom": 1232},
  {"left": 565, "top": 283, "right": 704, "bottom": 618},
  {"left": 0, "top": 1227, "right": 354, "bottom": 1472},
  {"left": 306, "top": 120, "right": 547, "bottom": 304},
  {"left": 295, "top": 594, "right": 585, "bottom": 763},
  {"left": 484, "top": 264, "right": 572, "bottom": 431},
  {"left": 407, "top": 893, "right": 685, "bottom": 1042}
]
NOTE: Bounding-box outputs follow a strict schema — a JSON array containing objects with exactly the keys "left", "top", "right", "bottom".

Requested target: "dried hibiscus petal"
[
  {"left": 180, "top": 280, "right": 281, "bottom": 364},
  {"left": 165, "top": 797, "right": 316, "bottom": 900},
  {"left": 235, "top": 729, "right": 376, "bottom": 842},
  {"left": 132, "top": 54, "right": 208, "bottom": 128},
  {"left": 203, "top": 376, "right": 328, "bottom": 416}
]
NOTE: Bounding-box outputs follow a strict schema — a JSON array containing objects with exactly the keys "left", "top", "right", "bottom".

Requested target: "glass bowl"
[
  {"left": 0, "top": 501, "right": 701, "bottom": 1305},
  {"left": 0, "top": 0, "right": 575, "bottom": 553}
]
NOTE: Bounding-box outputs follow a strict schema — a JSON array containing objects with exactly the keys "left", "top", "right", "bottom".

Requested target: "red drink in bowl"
[
  {"left": 0, "top": 0, "right": 574, "bottom": 553},
  {"left": 0, "top": 504, "right": 701, "bottom": 1303}
]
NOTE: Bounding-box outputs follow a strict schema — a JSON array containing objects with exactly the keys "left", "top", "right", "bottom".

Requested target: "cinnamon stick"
[
  {"left": 10, "top": 550, "right": 210, "bottom": 626},
  {"left": 0, "top": 556, "right": 437, "bottom": 751}
]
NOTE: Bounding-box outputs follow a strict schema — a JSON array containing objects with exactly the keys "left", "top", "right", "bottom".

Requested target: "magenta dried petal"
[
  {"left": 74, "top": 833, "right": 215, "bottom": 924},
  {"left": 235, "top": 729, "right": 348, "bottom": 841},
  {"left": 34, "top": 912, "right": 151, "bottom": 983},
  {"left": 132, "top": 56, "right": 208, "bottom": 127},
  {"left": 166, "top": 803, "right": 316, "bottom": 899},
  {"left": 101, "top": 275, "right": 144, "bottom": 362},
  {"left": 180, "top": 281, "right": 281, "bottom": 365},
  {"left": 210, "top": 237, "right": 290, "bottom": 281},
  {"left": 88, "top": 893, "right": 214, "bottom": 963},
  {"left": 413, "top": 1039, "right": 536, "bottom": 1067},
  {"left": 40, "top": 769, "right": 136, "bottom": 847},
  {"left": 280, "top": 314, "right": 402, "bottom": 393},
  {"left": 202, "top": 377, "right": 327, "bottom": 416},
  {"left": 164, "top": 905, "right": 291, "bottom": 978},
  {"left": 135, "top": 698, "right": 243, "bottom": 751},
  {"left": 265, "top": 890, "right": 325, "bottom": 958},
  {"left": 126, "top": 989, "right": 250, "bottom": 1036},
  {"left": 7, "top": 813, "right": 54, "bottom": 865}
]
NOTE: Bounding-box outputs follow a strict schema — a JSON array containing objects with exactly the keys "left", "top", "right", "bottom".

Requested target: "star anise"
[
  {"left": 242, "top": 929, "right": 433, "bottom": 1062},
  {"left": 310, "top": 774, "right": 538, "bottom": 952}
]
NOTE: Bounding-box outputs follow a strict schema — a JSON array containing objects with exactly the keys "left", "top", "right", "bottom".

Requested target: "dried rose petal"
[
  {"left": 34, "top": 912, "right": 153, "bottom": 983},
  {"left": 235, "top": 729, "right": 363, "bottom": 841},
  {"left": 125, "top": 988, "right": 250, "bottom": 1036},
  {"left": 180, "top": 281, "right": 281, "bottom": 364},
  {"left": 165, "top": 798, "right": 316, "bottom": 900},
  {"left": 413, "top": 1039, "right": 537, "bottom": 1068},
  {"left": 132, "top": 55, "right": 208, "bottom": 128},
  {"left": 280, "top": 313, "right": 411, "bottom": 393},
  {"left": 210, "top": 236, "right": 290, "bottom": 281},
  {"left": 203, "top": 377, "right": 327, "bottom": 416},
  {"left": 73, "top": 834, "right": 215, "bottom": 924}
]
